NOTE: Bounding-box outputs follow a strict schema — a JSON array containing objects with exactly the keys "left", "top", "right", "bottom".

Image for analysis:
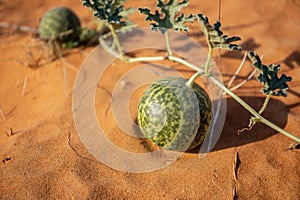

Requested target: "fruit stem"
[{"left": 185, "top": 71, "right": 204, "bottom": 87}]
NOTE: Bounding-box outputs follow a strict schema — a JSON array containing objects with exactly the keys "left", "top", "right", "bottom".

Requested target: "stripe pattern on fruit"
[
  {"left": 137, "top": 77, "right": 212, "bottom": 151},
  {"left": 38, "top": 7, "right": 81, "bottom": 43}
]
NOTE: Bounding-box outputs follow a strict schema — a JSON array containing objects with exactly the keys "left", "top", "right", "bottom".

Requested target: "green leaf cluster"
[
  {"left": 138, "top": 0, "right": 196, "bottom": 33},
  {"left": 82, "top": 0, "right": 127, "bottom": 25},
  {"left": 197, "top": 14, "right": 241, "bottom": 51},
  {"left": 247, "top": 51, "right": 292, "bottom": 97}
]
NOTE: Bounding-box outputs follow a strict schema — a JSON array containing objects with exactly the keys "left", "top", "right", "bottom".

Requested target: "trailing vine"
[{"left": 82, "top": 0, "right": 300, "bottom": 144}]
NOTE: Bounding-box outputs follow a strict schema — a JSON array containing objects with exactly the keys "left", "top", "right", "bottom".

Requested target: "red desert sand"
[{"left": 0, "top": 0, "right": 299, "bottom": 199}]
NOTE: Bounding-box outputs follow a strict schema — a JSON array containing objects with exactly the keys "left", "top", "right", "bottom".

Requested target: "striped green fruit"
[
  {"left": 38, "top": 7, "right": 81, "bottom": 42},
  {"left": 137, "top": 77, "right": 212, "bottom": 151}
]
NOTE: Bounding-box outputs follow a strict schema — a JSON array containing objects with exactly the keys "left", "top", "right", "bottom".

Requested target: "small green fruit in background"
[
  {"left": 38, "top": 7, "right": 81, "bottom": 43},
  {"left": 137, "top": 77, "right": 212, "bottom": 151}
]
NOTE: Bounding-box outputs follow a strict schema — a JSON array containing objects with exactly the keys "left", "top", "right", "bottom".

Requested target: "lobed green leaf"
[
  {"left": 138, "top": 0, "right": 196, "bottom": 33},
  {"left": 197, "top": 14, "right": 241, "bottom": 51},
  {"left": 82, "top": 0, "right": 127, "bottom": 25},
  {"left": 247, "top": 51, "right": 292, "bottom": 97}
]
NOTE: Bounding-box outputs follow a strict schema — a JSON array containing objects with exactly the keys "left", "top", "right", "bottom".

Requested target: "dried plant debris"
[
  {"left": 2, "top": 157, "right": 11, "bottom": 163},
  {"left": 287, "top": 142, "right": 300, "bottom": 150}
]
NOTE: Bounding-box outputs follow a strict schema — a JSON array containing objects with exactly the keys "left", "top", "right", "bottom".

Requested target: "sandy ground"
[{"left": 0, "top": 0, "right": 299, "bottom": 199}]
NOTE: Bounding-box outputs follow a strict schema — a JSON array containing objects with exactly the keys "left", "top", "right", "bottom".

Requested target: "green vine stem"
[
  {"left": 245, "top": 94, "right": 271, "bottom": 131},
  {"left": 204, "top": 46, "right": 213, "bottom": 74},
  {"left": 107, "top": 24, "right": 126, "bottom": 60},
  {"left": 186, "top": 47, "right": 213, "bottom": 86},
  {"left": 128, "top": 56, "right": 165, "bottom": 63},
  {"left": 165, "top": 31, "right": 173, "bottom": 56},
  {"left": 168, "top": 55, "right": 204, "bottom": 72},
  {"left": 259, "top": 94, "right": 271, "bottom": 115}
]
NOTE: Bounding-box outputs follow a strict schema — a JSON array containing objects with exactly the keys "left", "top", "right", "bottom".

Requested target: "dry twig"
[
  {"left": 227, "top": 51, "right": 248, "bottom": 88},
  {"left": 232, "top": 150, "right": 240, "bottom": 199},
  {"left": 67, "top": 132, "right": 97, "bottom": 162},
  {"left": 0, "top": 106, "right": 6, "bottom": 120},
  {"left": 21, "top": 76, "right": 28, "bottom": 96},
  {"left": 0, "top": 22, "right": 38, "bottom": 34}
]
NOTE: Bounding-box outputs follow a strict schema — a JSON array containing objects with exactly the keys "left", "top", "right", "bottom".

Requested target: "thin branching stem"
[
  {"left": 259, "top": 94, "right": 271, "bottom": 115},
  {"left": 108, "top": 24, "right": 125, "bottom": 60},
  {"left": 205, "top": 47, "right": 213, "bottom": 74},
  {"left": 228, "top": 69, "right": 256, "bottom": 92},
  {"left": 186, "top": 46, "right": 212, "bottom": 86},
  {"left": 22, "top": 77, "right": 28, "bottom": 96},
  {"left": 218, "top": 0, "right": 222, "bottom": 21},
  {"left": 0, "top": 22, "right": 38, "bottom": 34},
  {"left": 99, "top": 37, "right": 120, "bottom": 58},
  {"left": 165, "top": 31, "right": 173, "bottom": 56},
  {"left": 128, "top": 56, "right": 165, "bottom": 63},
  {"left": 227, "top": 51, "right": 247, "bottom": 88},
  {"left": 0, "top": 106, "right": 6, "bottom": 120},
  {"left": 168, "top": 55, "right": 205, "bottom": 72}
]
